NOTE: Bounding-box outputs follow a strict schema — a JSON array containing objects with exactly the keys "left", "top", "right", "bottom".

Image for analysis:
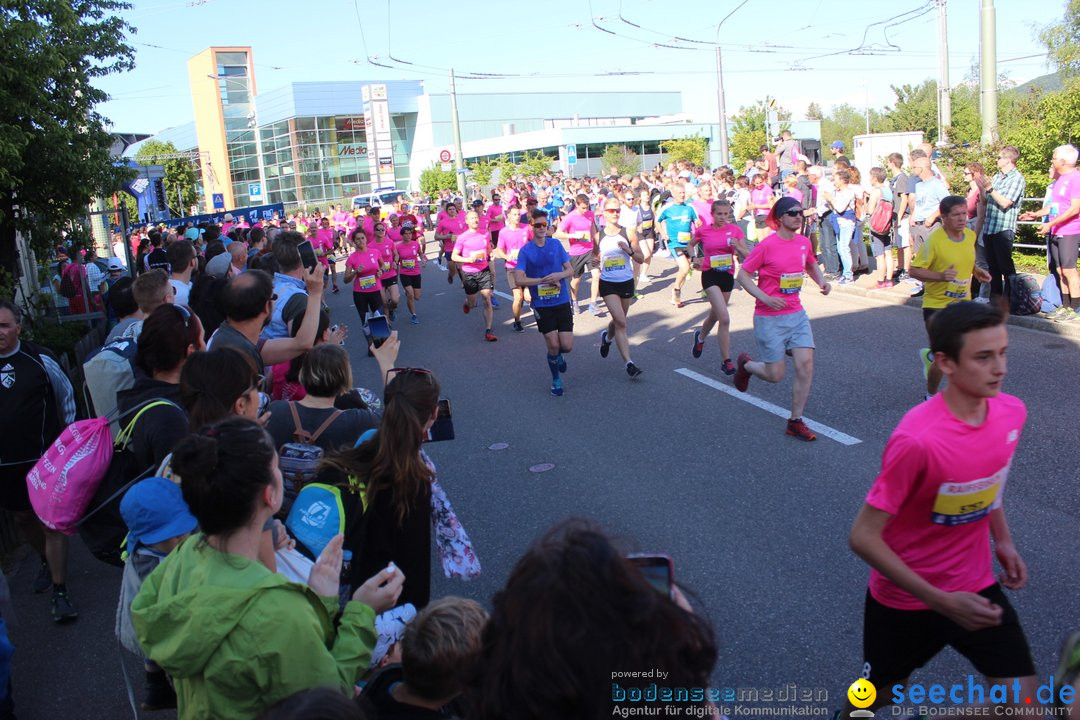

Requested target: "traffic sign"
[
  {"left": 441, "top": 163, "right": 452, "bottom": 171},
  {"left": 566, "top": 144, "right": 577, "bottom": 165},
  {"left": 212, "top": 193, "right": 225, "bottom": 210},
  {"left": 439, "top": 149, "right": 452, "bottom": 163},
  {"left": 248, "top": 182, "right": 262, "bottom": 199}
]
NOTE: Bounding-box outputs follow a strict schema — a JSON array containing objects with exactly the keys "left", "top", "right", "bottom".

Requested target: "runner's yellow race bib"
[
  {"left": 603, "top": 256, "right": 627, "bottom": 272},
  {"left": 945, "top": 277, "right": 970, "bottom": 300},
  {"left": 779, "top": 272, "right": 803, "bottom": 294},
  {"left": 677, "top": 231, "right": 692, "bottom": 244},
  {"left": 641, "top": 220, "right": 653, "bottom": 229},
  {"left": 537, "top": 283, "right": 559, "bottom": 298},
  {"left": 401, "top": 259, "right": 416, "bottom": 269},
  {"left": 931, "top": 468, "right": 1006, "bottom": 526},
  {"left": 358, "top": 275, "right": 377, "bottom": 290},
  {"left": 709, "top": 253, "right": 733, "bottom": 271},
  {"left": 509, "top": 250, "right": 519, "bottom": 261}
]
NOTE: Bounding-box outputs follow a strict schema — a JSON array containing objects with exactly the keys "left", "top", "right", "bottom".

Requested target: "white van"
[{"left": 351, "top": 187, "right": 411, "bottom": 211}]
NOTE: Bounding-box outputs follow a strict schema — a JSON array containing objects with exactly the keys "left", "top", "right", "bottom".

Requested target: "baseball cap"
[
  {"left": 471, "top": 199, "right": 483, "bottom": 207},
  {"left": 107, "top": 258, "right": 125, "bottom": 271},
  {"left": 205, "top": 251, "right": 233, "bottom": 279},
  {"left": 830, "top": 141, "right": 845, "bottom": 150},
  {"left": 223, "top": 213, "right": 234, "bottom": 221},
  {"left": 119, "top": 477, "right": 198, "bottom": 556}
]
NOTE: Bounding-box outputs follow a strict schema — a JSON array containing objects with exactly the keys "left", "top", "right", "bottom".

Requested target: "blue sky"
[{"left": 95, "top": 0, "right": 1055, "bottom": 134}]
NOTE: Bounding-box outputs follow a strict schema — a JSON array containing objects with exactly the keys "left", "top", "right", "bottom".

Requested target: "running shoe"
[
  {"left": 51, "top": 589, "right": 78, "bottom": 623},
  {"left": 836, "top": 276, "right": 854, "bottom": 285},
  {"left": 734, "top": 352, "right": 752, "bottom": 392},
  {"left": 491, "top": 296, "right": 500, "bottom": 308},
  {"left": 572, "top": 300, "right": 580, "bottom": 315},
  {"left": 589, "top": 303, "right": 601, "bottom": 316},
  {"left": 484, "top": 331, "right": 497, "bottom": 342},
  {"left": 625, "top": 362, "right": 642, "bottom": 379},
  {"left": 973, "top": 296, "right": 990, "bottom": 304},
  {"left": 785, "top": 418, "right": 817, "bottom": 442},
  {"left": 1053, "top": 631, "right": 1080, "bottom": 710},
  {"left": 463, "top": 302, "right": 471, "bottom": 315},
  {"left": 1053, "top": 308, "right": 1078, "bottom": 324},
  {"left": 550, "top": 378, "right": 563, "bottom": 397},
  {"left": 918, "top": 348, "right": 933, "bottom": 380},
  {"left": 1044, "top": 305, "right": 1071, "bottom": 319},
  {"left": 447, "top": 273, "right": 454, "bottom": 284},
  {"left": 670, "top": 290, "right": 683, "bottom": 308},
  {"left": 720, "top": 358, "right": 736, "bottom": 376},
  {"left": 33, "top": 560, "right": 50, "bottom": 594},
  {"left": 692, "top": 329, "right": 704, "bottom": 358},
  {"left": 910, "top": 283, "right": 924, "bottom": 297},
  {"left": 410, "top": 314, "right": 419, "bottom": 325},
  {"left": 599, "top": 330, "right": 611, "bottom": 358},
  {"left": 512, "top": 320, "right": 523, "bottom": 332},
  {"left": 638, "top": 275, "right": 651, "bottom": 286},
  {"left": 557, "top": 354, "right": 567, "bottom": 372}
]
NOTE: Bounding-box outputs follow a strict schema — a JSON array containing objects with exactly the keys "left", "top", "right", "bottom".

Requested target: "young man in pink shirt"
[
  {"left": 844, "top": 301, "right": 1036, "bottom": 717},
  {"left": 733, "top": 196, "right": 831, "bottom": 441}
]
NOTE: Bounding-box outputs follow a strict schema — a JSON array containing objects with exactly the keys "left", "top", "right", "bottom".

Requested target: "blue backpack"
[{"left": 286, "top": 480, "right": 369, "bottom": 560}]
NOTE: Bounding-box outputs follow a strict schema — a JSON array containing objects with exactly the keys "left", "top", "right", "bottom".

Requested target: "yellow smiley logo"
[{"left": 847, "top": 678, "right": 876, "bottom": 709}]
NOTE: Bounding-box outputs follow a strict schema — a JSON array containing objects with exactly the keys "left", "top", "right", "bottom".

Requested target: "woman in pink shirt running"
[{"left": 689, "top": 201, "right": 748, "bottom": 375}]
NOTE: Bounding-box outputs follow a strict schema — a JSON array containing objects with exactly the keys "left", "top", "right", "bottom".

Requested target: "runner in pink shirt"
[
  {"left": 554, "top": 194, "right": 599, "bottom": 315},
  {"left": 315, "top": 217, "right": 340, "bottom": 293},
  {"left": 395, "top": 225, "right": 425, "bottom": 324},
  {"left": 435, "top": 204, "right": 467, "bottom": 284},
  {"left": 475, "top": 198, "right": 501, "bottom": 305},
  {"left": 451, "top": 210, "right": 498, "bottom": 341},
  {"left": 689, "top": 201, "right": 748, "bottom": 375},
  {"left": 690, "top": 182, "right": 715, "bottom": 229},
  {"left": 343, "top": 228, "right": 384, "bottom": 333},
  {"left": 494, "top": 205, "right": 531, "bottom": 332},
  {"left": 733, "top": 197, "right": 831, "bottom": 441},
  {"left": 844, "top": 301, "right": 1035, "bottom": 717},
  {"left": 370, "top": 222, "right": 400, "bottom": 321}
]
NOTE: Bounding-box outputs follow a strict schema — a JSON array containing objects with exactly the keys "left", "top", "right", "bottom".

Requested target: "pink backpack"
[{"left": 25, "top": 400, "right": 171, "bottom": 534}]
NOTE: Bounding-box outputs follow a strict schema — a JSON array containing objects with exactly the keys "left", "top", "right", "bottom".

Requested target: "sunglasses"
[
  {"left": 532, "top": 222, "right": 549, "bottom": 229},
  {"left": 604, "top": 207, "right": 620, "bottom": 213},
  {"left": 387, "top": 366, "right": 433, "bottom": 383},
  {"left": 782, "top": 210, "right": 802, "bottom": 218}
]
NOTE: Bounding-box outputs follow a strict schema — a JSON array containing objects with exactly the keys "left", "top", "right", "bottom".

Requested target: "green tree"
[
  {"left": 599, "top": 145, "right": 640, "bottom": 176},
  {"left": 493, "top": 153, "right": 516, "bottom": 184},
  {"left": 879, "top": 80, "right": 938, "bottom": 142},
  {"left": 134, "top": 140, "right": 198, "bottom": 216},
  {"left": 1039, "top": 0, "right": 1080, "bottom": 77},
  {"left": 660, "top": 134, "right": 709, "bottom": 166},
  {"left": 0, "top": 0, "right": 136, "bottom": 283},
  {"left": 1003, "top": 77, "right": 1080, "bottom": 196},
  {"left": 806, "top": 102, "right": 824, "bottom": 121},
  {"left": 419, "top": 165, "right": 457, "bottom": 196},
  {"left": 516, "top": 150, "right": 554, "bottom": 177},
  {"left": 820, "top": 104, "right": 888, "bottom": 158},
  {"left": 467, "top": 158, "right": 496, "bottom": 186},
  {"left": 728, "top": 101, "right": 791, "bottom": 168}
]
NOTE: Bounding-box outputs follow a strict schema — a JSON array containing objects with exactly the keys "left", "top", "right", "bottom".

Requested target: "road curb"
[{"left": 829, "top": 281, "right": 1080, "bottom": 340}]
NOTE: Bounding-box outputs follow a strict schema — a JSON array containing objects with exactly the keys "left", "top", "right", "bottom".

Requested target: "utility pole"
[
  {"left": 449, "top": 68, "right": 466, "bottom": 197},
  {"left": 979, "top": 0, "right": 999, "bottom": 144},
  {"left": 715, "top": 46, "right": 730, "bottom": 167},
  {"left": 936, "top": 0, "right": 951, "bottom": 144}
]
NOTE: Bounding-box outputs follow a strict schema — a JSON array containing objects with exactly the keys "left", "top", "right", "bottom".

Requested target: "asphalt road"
[{"left": 8, "top": 244, "right": 1080, "bottom": 719}]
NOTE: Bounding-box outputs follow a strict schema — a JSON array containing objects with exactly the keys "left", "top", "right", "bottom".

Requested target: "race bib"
[
  {"left": 537, "top": 283, "right": 559, "bottom": 298},
  {"left": 401, "top": 259, "right": 416, "bottom": 269},
  {"left": 709, "top": 253, "right": 733, "bottom": 271},
  {"left": 509, "top": 249, "right": 519, "bottom": 261},
  {"left": 641, "top": 220, "right": 653, "bottom": 229},
  {"left": 358, "top": 275, "right": 378, "bottom": 290},
  {"left": 677, "top": 231, "right": 692, "bottom": 244},
  {"left": 473, "top": 251, "right": 486, "bottom": 262},
  {"left": 380, "top": 262, "right": 390, "bottom": 273},
  {"left": 945, "top": 277, "right": 970, "bottom": 300},
  {"left": 930, "top": 467, "right": 1007, "bottom": 526},
  {"left": 603, "top": 256, "right": 627, "bottom": 272},
  {"left": 779, "top": 272, "right": 804, "bottom": 294}
]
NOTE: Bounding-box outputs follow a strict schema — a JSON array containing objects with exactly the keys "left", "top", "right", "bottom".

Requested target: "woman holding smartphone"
[
  {"left": 689, "top": 201, "right": 748, "bottom": 376},
  {"left": 343, "top": 227, "right": 384, "bottom": 333},
  {"left": 595, "top": 198, "right": 644, "bottom": 379}
]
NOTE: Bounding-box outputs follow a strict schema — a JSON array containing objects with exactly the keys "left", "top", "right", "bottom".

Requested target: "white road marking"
[{"left": 674, "top": 367, "right": 863, "bottom": 446}]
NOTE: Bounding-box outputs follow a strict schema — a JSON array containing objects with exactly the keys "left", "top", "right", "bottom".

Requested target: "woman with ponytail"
[
  {"left": 321, "top": 368, "right": 442, "bottom": 609},
  {"left": 131, "top": 417, "right": 405, "bottom": 720}
]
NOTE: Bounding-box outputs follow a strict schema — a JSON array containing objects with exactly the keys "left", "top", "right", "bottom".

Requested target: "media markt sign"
[{"left": 338, "top": 143, "right": 368, "bottom": 158}]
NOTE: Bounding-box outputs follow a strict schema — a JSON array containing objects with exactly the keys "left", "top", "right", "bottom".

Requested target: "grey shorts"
[{"left": 753, "top": 310, "right": 815, "bottom": 363}]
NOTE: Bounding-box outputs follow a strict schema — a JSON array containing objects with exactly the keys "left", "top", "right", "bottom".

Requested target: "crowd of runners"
[{"left": 1, "top": 137, "right": 1079, "bottom": 719}]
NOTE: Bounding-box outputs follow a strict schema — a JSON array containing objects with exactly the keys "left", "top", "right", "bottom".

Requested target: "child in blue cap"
[{"left": 116, "top": 477, "right": 198, "bottom": 711}]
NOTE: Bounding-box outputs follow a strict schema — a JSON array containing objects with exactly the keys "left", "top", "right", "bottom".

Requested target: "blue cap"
[
  {"left": 120, "top": 477, "right": 198, "bottom": 556},
  {"left": 830, "top": 140, "right": 845, "bottom": 150}
]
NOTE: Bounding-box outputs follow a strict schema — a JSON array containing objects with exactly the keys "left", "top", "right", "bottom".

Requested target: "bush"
[
  {"left": 419, "top": 165, "right": 458, "bottom": 195},
  {"left": 599, "top": 145, "right": 640, "bottom": 176}
]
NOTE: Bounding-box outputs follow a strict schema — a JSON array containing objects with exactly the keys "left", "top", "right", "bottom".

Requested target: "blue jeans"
[{"left": 837, "top": 219, "right": 855, "bottom": 279}]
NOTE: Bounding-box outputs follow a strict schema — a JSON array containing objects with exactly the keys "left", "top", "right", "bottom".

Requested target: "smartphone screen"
[
  {"left": 296, "top": 239, "right": 318, "bottom": 271},
  {"left": 367, "top": 315, "right": 390, "bottom": 347},
  {"left": 627, "top": 554, "right": 673, "bottom": 596},
  {"left": 425, "top": 398, "right": 454, "bottom": 442}
]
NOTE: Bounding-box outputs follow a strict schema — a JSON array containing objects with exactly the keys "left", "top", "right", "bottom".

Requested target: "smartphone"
[
  {"left": 627, "top": 553, "right": 674, "bottom": 597},
  {"left": 296, "top": 239, "right": 318, "bottom": 271},
  {"left": 424, "top": 398, "right": 454, "bottom": 442},
  {"left": 367, "top": 314, "right": 390, "bottom": 348}
]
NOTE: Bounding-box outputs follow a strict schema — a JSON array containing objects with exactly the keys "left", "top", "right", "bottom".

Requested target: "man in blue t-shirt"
[
  {"left": 514, "top": 209, "right": 574, "bottom": 397},
  {"left": 655, "top": 184, "right": 700, "bottom": 306}
]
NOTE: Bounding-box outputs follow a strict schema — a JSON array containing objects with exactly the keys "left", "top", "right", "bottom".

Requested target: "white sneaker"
[{"left": 638, "top": 274, "right": 651, "bottom": 286}]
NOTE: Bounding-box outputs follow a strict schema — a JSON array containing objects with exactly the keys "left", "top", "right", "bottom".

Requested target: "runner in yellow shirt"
[{"left": 910, "top": 195, "right": 992, "bottom": 399}]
